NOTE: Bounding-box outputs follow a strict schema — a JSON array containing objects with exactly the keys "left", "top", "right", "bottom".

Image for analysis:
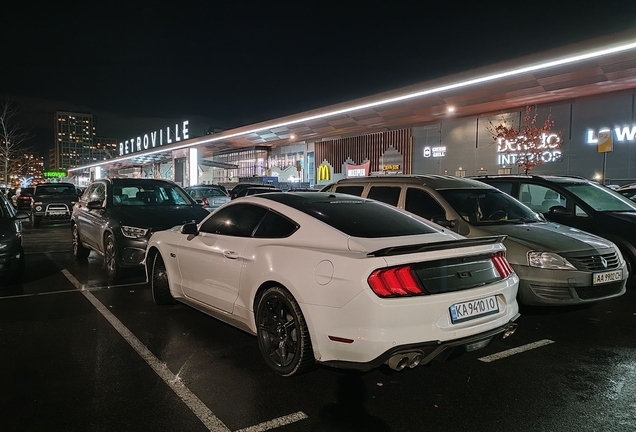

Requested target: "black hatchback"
[
  {"left": 474, "top": 175, "right": 636, "bottom": 287},
  {"left": 71, "top": 178, "right": 210, "bottom": 279}
]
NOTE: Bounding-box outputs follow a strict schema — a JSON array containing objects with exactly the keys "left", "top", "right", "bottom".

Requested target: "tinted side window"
[
  {"left": 200, "top": 204, "right": 267, "bottom": 237},
  {"left": 334, "top": 185, "right": 364, "bottom": 196},
  {"left": 520, "top": 183, "right": 566, "bottom": 213},
  {"left": 405, "top": 188, "right": 446, "bottom": 220},
  {"left": 253, "top": 211, "right": 299, "bottom": 238},
  {"left": 367, "top": 186, "right": 401, "bottom": 206},
  {"left": 488, "top": 181, "right": 514, "bottom": 195}
]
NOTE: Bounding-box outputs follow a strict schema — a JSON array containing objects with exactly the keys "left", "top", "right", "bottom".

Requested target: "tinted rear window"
[
  {"left": 35, "top": 185, "right": 76, "bottom": 195},
  {"left": 296, "top": 198, "right": 438, "bottom": 238}
]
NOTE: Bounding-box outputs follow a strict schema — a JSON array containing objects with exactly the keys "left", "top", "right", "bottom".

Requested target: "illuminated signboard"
[
  {"left": 44, "top": 170, "right": 67, "bottom": 177},
  {"left": 496, "top": 133, "right": 561, "bottom": 165},
  {"left": 345, "top": 161, "right": 370, "bottom": 178},
  {"left": 383, "top": 164, "right": 401, "bottom": 171},
  {"left": 423, "top": 146, "right": 447, "bottom": 158},
  {"left": 317, "top": 164, "right": 331, "bottom": 181},
  {"left": 119, "top": 120, "right": 190, "bottom": 156},
  {"left": 586, "top": 125, "right": 636, "bottom": 144}
]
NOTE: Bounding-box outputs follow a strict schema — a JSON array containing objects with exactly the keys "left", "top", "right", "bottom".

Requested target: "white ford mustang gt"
[{"left": 145, "top": 192, "right": 520, "bottom": 376}]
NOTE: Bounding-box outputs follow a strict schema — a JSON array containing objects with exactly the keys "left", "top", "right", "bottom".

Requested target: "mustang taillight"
[
  {"left": 491, "top": 253, "right": 513, "bottom": 278},
  {"left": 367, "top": 265, "right": 425, "bottom": 298}
]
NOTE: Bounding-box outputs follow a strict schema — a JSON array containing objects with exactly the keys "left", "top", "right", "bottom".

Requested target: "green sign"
[{"left": 44, "top": 170, "right": 67, "bottom": 178}]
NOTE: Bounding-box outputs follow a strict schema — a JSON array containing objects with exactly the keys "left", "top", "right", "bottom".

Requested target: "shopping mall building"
[{"left": 69, "top": 30, "right": 636, "bottom": 188}]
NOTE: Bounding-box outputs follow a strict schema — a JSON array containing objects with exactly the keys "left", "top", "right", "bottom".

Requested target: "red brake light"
[
  {"left": 202, "top": 197, "right": 209, "bottom": 206},
  {"left": 491, "top": 253, "right": 513, "bottom": 278},
  {"left": 368, "top": 265, "right": 425, "bottom": 298}
]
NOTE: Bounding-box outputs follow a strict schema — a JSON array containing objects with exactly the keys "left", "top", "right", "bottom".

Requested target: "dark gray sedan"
[{"left": 71, "top": 178, "right": 210, "bottom": 279}]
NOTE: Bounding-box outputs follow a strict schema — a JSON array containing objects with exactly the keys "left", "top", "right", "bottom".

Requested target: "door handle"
[{"left": 223, "top": 250, "right": 239, "bottom": 259}]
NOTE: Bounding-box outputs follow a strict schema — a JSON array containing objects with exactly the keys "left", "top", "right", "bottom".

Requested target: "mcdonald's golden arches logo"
[{"left": 317, "top": 164, "right": 331, "bottom": 181}]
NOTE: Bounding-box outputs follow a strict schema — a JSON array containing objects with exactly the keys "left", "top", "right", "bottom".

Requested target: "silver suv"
[{"left": 322, "top": 175, "right": 628, "bottom": 306}]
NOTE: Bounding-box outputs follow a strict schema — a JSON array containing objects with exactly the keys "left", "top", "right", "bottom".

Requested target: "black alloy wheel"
[
  {"left": 72, "top": 224, "right": 90, "bottom": 259},
  {"left": 104, "top": 233, "right": 121, "bottom": 279},
  {"left": 151, "top": 252, "right": 176, "bottom": 305},
  {"left": 256, "top": 287, "right": 314, "bottom": 376}
]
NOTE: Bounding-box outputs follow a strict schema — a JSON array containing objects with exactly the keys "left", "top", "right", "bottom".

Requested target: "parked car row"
[
  {"left": 473, "top": 175, "right": 636, "bottom": 289},
  {"left": 63, "top": 177, "right": 521, "bottom": 375},
  {"left": 321, "top": 174, "right": 631, "bottom": 305},
  {"left": 9, "top": 173, "right": 632, "bottom": 376}
]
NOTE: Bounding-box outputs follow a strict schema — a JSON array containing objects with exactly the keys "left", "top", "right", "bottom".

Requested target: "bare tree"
[
  {"left": 0, "top": 100, "right": 33, "bottom": 187},
  {"left": 488, "top": 105, "right": 562, "bottom": 174}
]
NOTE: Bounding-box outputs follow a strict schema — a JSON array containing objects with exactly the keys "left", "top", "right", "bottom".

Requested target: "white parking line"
[
  {"left": 61, "top": 269, "right": 308, "bottom": 432},
  {"left": 478, "top": 339, "right": 555, "bottom": 362},
  {"left": 234, "top": 412, "right": 309, "bottom": 432},
  {"left": 62, "top": 269, "right": 231, "bottom": 432}
]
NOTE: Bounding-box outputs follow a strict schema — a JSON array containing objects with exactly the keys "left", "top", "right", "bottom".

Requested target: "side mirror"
[
  {"left": 548, "top": 205, "right": 570, "bottom": 215},
  {"left": 454, "top": 218, "right": 471, "bottom": 235},
  {"left": 181, "top": 222, "right": 199, "bottom": 236},
  {"left": 87, "top": 200, "right": 103, "bottom": 210},
  {"left": 432, "top": 217, "right": 456, "bottom": 228}
]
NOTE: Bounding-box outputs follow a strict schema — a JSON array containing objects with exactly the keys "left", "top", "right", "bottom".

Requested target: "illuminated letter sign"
[
  {"left": 317, "top": 164, "right": 331, "bottom": 181},
  {"left": 423, "top": 146, "right": 446, "bottom": 158},
  {"left": 119, "top": 120, "right": 190, "bottom": 156},
  {"left": 496, "top": 133, "right": 561, "bottom": 165},
  {"left": 345, "top": 161, "right": 370, "bottom": 178},
  {"left": 44, "top": 170, "right": 67, "bottom": 178},
  {"left": 586, "top": 125, "right": 636, "bottom": 144}
]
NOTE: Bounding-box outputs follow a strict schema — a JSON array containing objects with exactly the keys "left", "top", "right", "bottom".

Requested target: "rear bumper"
[{"left": 320, "top": 317, "right": 520, "bottom": 371}]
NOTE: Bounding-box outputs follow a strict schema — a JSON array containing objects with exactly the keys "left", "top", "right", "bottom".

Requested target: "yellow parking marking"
[{"left": 478, "top": 339, "right": 555, "bottom": 362}]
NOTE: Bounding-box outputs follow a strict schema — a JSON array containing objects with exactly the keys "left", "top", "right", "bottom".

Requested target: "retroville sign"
[{"left": 119, "top": 121, "right": 190, "bottom": 156}]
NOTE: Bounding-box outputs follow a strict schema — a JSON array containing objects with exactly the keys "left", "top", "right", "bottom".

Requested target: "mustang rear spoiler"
[{"left": 368, "top": 235, "right": 507, "bottom": 257}]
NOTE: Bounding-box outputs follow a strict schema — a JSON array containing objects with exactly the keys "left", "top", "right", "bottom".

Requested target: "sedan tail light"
[
  {"left": 202, "top": 197, "right": 209, "bottom": 206},
  {"left": 491, "top": 253, "right": 513, "bottom": 278},
  {"left": 368, "top": 265, "right": 425, "bottom": 298}
]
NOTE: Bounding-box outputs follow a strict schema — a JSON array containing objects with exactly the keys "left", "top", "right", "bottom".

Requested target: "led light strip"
[{"left": 70, "top": 39, "right": 636, "bottom": 172}]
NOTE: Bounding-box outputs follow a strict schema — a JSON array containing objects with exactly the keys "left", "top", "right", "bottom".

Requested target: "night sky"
[{"left": 2, "top": 1, "right": 636, "bottom": 156}]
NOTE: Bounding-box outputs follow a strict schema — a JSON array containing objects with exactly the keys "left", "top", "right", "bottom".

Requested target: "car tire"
[
  {"left": 3, "top": 248, "right": 25, "bottom": 286},
  {"left": 104, "top": 233, "right": 122, "bottom": 279},
  {"left": 72, "top": 223, "right": 91, "bottom": 259},
  {"left": 151, "top": 252, "right": 177, "bottom": 305},
  {"left": 31, "top": 213, "right": 41, "bottom": 228},
  {"left": 256, "top": 287, "right": 315, "bottom": 376}
]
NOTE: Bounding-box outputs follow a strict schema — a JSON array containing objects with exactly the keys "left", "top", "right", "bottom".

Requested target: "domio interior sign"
[{"left": 119, "top": 121, "right": 190, "bottom": 156}]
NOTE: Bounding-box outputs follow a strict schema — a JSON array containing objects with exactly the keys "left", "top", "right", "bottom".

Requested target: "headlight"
[
  {"left": 0, "top": 240, "right": 11, "bottom": 250},
  {"left": 528, "top": 251, "right": 576, "bottom": 270},
  {"left": 121, "top": 225, "right": 149, "bottom": 239}
]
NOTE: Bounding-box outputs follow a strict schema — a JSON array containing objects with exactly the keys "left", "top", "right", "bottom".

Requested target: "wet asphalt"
[{"left": 1, "top": 220, "right": 635, "bottom": 432}]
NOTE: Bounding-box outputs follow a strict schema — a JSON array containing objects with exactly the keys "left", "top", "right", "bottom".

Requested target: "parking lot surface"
[{"left": 1, "top": 222, "right": 635, "bottom": 431}]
